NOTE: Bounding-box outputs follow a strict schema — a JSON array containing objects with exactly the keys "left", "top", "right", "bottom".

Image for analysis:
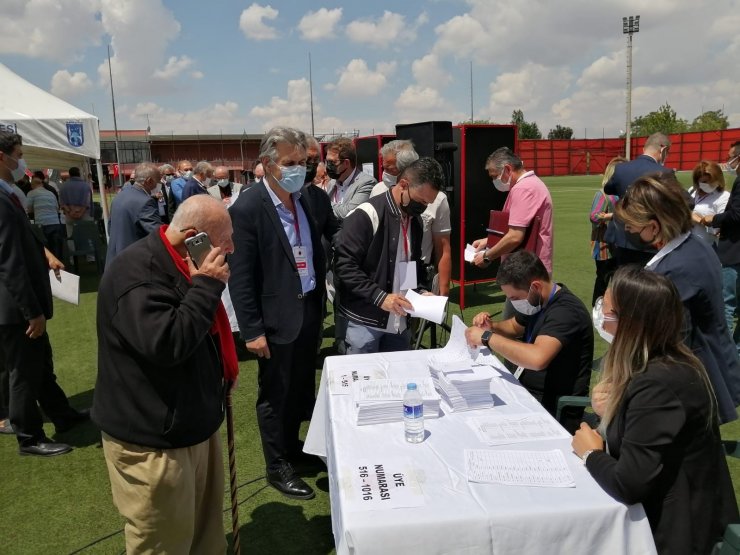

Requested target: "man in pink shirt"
[{"left": 472, "top": 147, "right": 553, "bottom": 274}]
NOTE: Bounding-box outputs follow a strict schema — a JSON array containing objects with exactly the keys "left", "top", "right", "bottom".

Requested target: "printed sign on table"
[{"left": 340, "top": 457, "right": 425, "bottom": 511}]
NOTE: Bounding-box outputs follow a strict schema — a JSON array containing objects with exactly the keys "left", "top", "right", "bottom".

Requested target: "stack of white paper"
[
  {"left": 466, "top": 414, "right": 571, "bottom": 446},
  {"left": 352, "top": 377, "right": 441, "bottom": 426},
  {"left": 465, "top": 449, "right": 576, "bottom": 488},
  {"left": 428, "top": 356, "right": 496, "bottom": 412}
]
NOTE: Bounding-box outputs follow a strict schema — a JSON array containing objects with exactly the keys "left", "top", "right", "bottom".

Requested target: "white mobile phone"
[{"left": 184, "top": 232, "right": 212, "bottom": 269}]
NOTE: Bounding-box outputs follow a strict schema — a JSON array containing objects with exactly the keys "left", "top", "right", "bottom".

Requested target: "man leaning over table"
[{"left": 464, "top": 251, "right": 593, "bottom": 433}]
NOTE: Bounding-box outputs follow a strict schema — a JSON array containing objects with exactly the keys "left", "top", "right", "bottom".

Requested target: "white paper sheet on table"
[
  {"left": 329, "top": 361, "right": 389, "bottom": 395},
  {"left": 49, "top": 270, "right": 80, "bottom": 305},
  {"left": 464, "top": 243, "right": 479, "bottom": 263},
  {"left": 340, "top": 456, "right": 425, "bottom": 512},
  {"left": 405, "top": 289, "right": 448, "bottom": 325},
  {"left": 465, "top": 449, "right": 576, "bottom": 488},
  {"left": 433, "top": 315, "right": 479, "bottom": 362},
  {"left": 467, "top": 414, "right": 571, "bottom": 446}
]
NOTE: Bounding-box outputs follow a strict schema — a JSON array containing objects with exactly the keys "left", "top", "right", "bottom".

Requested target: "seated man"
[{"left": 464, "top": 251, "right": 593, "bottom": 433}]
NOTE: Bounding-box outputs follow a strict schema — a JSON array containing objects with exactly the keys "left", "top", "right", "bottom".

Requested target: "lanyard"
[
  {"left": 287, "top": 201, "right": 302, "bottom": 246},
  {"left": 401, "top": 216, "right": 410, "bottom": 261},
  {"left": 524, "top": 284, "right": 558, "bottom": 344}
]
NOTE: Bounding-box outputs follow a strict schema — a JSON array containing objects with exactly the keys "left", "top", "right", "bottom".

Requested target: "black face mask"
[
  {"left": 401, "top": 189, "right": 426, "bottom": 217},
  {"left": 325, "top": 160, "right": 341, "bottom": 179},
  {"left": 625, "top": 227, "right": 655, "bottom": 249},
  {"left": 305, "top": 161, "right": 318, "bottom": 184}
]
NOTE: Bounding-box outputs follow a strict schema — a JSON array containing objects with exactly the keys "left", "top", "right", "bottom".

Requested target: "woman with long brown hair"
[{"left": 573, "top": 266, "right": 737, "bottom": 554}]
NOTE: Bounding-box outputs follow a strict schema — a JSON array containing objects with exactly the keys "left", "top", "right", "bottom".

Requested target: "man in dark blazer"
[
  {"left": 181, "top": 160, "right": 213, "bottom": 201},
  {"left": 105, "top": 162, "right": 162, "bottom": 268},
  {"left": 229, "top": 127, "right": 325, "bottom": 500},
  {"left": 0, "top": 131, "right": 86, "bottom": 456},
  {"left": 604, "top": 132, "right": 674, "bottom": 267}
]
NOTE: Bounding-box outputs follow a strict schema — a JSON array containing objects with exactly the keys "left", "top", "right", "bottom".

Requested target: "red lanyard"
[
  {"left": 401, "top": 217, "right": 410, "bottom": 261},
  {"left": 288, "top": 201, "right": 302, "bottom": 246}
]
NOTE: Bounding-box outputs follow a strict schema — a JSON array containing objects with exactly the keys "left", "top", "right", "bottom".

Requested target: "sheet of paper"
[
  {"left": 362, "top": 163, "right": 375, "bottom": 177},
  {"left": 48, "top": 270, "right": 80, "bottom": 305},
  {"left": 464, "top": 243, "right": 479, "bottom": 263},
  {"left": 465, "top": 449, "right": 576, "bottom": 488},
  {"left": 467, "top": 414, "right": 571, "bottom": 446},
  {"left": 353, "top": 377, "right": 438, "bottom": 402},
  {"left": 398, "top": 261, "right": 418, "bottom": 291},
  {"left": 329, "top": 362, "right": 389, "bottom": 395},
  {"left": 340, "top": 457, "right": 425, "bottom": 511},
  {"left": 434, "top": 315, "right": 479, "bottom": 362},
  {"left": 405, "top": 289, "right": 448, "bottom": 325}
]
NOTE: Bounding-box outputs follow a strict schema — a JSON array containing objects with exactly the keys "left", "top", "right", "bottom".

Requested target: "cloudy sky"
[{"left": 3, "top": 0, "right": 739, "bottom": 137}]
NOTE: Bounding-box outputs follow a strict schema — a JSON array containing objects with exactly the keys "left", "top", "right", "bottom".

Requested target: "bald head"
[
  {"left": 254, "top": 163, "right": 264, "bottom": 179},
  {"left": 167, "top": 195, "right": 234, "bottom": 255},
  {"left": 214, "top": 166, "right": 229, "bottom": 180}
]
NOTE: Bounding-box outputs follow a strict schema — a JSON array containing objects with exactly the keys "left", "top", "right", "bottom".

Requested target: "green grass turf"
[{"left": 4, "top": 173, "right": 739, "bottom": 554}]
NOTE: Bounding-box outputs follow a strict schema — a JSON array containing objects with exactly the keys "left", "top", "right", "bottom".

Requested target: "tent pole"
[{"left": 96, "top": 158, "right": 110, "bottom": 242}]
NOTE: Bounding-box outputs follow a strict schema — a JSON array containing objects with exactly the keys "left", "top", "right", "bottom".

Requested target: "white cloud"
[
  {"left": 412, "top": 54, "right": 451, "bottom": 87},
  {"left": 127, "top": 101, "right": 241, "bottom": 134},
  {"left": 239, "top": 3, "right": 279, "bottom": 40},
  {"left": 0, "top": 0, "right": 103, "bottom": 62},
  {"left": 336, "top": 59, "right": 397, "bottom": 96},
  {"left": 487, "top": 63, "right": 572, "bottom": 121},
  {"left": 345, "top": 11, "right": 407, "bottom": 47},
  {"left": 50, "top": 70, "right": 93, "bottom": 98},
  {"left": 298, "top": 8, "right": 342, "bottom": 41},
  {"left": 96, "top": 0, "right": 200, "bottom": 95},
  {"left": 394, "top": 85, "right": 466, "bottom": 124}
]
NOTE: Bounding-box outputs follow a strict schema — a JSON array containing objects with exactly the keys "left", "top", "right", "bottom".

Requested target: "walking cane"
[{"left": 226, "top": 386, "right": 241, "bottom": 555}]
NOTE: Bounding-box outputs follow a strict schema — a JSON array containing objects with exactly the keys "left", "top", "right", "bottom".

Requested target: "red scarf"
[{"left": 158, "top": 226, "right": 239, "bottom": 382}]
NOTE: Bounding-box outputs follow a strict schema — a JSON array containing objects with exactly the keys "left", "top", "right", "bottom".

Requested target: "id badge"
[
  {"left": 514, "top": 366, "right": 525, "bottom": 380},
  {"left": 398, "top": 261, "right": 418, "bottom": 290},
  {"left": 293, "top": 246, "right": 309, "bottom": 277}
]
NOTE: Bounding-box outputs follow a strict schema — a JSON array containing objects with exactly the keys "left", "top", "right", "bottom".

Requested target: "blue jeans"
[
  {"left": 722, "top": 264, "right": 740, "bottom": 354},
  {"left": 345, "top": 321, "right": 412, "bottom": 354}
]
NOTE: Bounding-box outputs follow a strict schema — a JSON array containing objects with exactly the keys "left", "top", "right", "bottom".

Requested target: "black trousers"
[
  {"left": 0, "top": 326, "right": 74, "bottom": 446},
  {"left": 42, "top": 223, "right": 66, "bottom": 261},
  {"left": 592, "top": 258, "right": 618, "bottom": 306},
  {"left": 256, "top": 294, "right": 321, "bottom": 470}
]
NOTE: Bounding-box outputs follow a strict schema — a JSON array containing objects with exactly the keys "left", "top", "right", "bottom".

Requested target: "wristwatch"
[
  {"left": 480, "top": 330, "right": 493, "bottom": 348},
  {"left": 581, "top": 449, "right": 597, "bottom": 463},
  {"left": 482, "top": 250, "right": 491, "bottom": 264}
]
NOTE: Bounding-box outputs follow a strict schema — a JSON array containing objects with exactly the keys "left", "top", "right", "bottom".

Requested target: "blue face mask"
[{"left": 275, "top": 165, "right": 307, "bottom": 194}]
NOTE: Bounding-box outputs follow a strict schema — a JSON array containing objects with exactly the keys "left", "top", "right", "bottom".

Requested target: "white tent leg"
[{"left": 96, "top": 158, "right": 110, "bottom": 242}]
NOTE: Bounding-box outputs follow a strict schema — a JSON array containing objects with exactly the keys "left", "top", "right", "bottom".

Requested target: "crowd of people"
[{"left": 1, "top": 125, "right": 740, "bottom": 553}]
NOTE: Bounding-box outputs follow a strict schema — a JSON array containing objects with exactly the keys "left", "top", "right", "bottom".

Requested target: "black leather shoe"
[
  {"left": 55, "top": 408, "right": 91, "bottom": 433},
  {"left": 266, "top": 461, "right": 315, "bottom": 500},
  {"left": 0, "top": 419, "right": 14, "bottom": 435},
  {"left": 19, "top": 438, "right": 72, "bottom": 457}
]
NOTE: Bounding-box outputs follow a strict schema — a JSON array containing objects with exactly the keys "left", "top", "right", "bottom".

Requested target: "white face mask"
[
  {"left": 203, "top": 177, "right": 212, "bottom": 188},
  {"left": 510, "top": 285, "right": 541, "bottom": 316},
  {"left": 492, "top": 168, "right": 511, "bottom": 192},
  {"left": 383, "top": 172, "right": 398, "bottom": 187},
  {"left": 217, "top": 178, "right": 230, "bottom": 188},
  {"left": 7, "top": 155, "right": 27, "bottom": 182},
  {"left": 592, "top": 299, "right": 616, "bottom": 344},
  {"left": 182, "top": 170, "right": 193, "bottom": 180},
  {"left": 724, "top": 155, "right": 739, "bottom": 173},
  {"left": 698, "top": 182, "right": 717, "bottom": 194}
]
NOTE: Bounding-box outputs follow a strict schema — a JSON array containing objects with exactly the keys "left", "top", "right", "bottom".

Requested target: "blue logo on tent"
[{"left": 66, "top": 122, "right": 84, "bottom": 147}]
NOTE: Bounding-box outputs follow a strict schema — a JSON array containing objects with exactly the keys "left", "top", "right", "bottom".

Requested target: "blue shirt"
[
  {"left": 170, "top": 176, "right": 187, "bottom": 204},
  {"left": 265, "top": 183, "right": 316, "bottom": 294}
]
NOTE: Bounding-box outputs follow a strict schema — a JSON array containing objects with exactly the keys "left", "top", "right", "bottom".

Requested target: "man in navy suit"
[
  {"left": 181, "top": 161, "right": 213, "bottom": 201},
  {"left": 604, "top": 132, "right": 674, "bottom": 267},
  {"left": 105, "top": 162, "right": 162, "bottom": 268}
]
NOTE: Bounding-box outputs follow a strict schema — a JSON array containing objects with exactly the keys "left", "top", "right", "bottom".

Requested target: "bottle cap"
[{"left": 407, "top": 382, "right": 417, "bottom": 390}]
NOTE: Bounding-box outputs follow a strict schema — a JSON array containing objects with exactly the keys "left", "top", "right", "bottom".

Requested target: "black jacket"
[
  {"left": 228, "top": 181, "right": 326, "bottom": 344},
  {"left": 302, "top": 183, "right": 341, "bottom": 246},
  {"left": 105, "top": 183, "right": 162, "bottom": 268},
  {"left": 586, "top": 361, "right": 738, "bottom": 555},
  {"left": 92, "top": 232, "right": 225, "bottom": 449},
  {"left": 0, "top": 186, "right": 53, "bottom": 325},
  {"left": 712, "top": 174, "right": 740, "bottom": 266},
  {"left": 335, "top": 189, "right": 424, "bottom": 329}
]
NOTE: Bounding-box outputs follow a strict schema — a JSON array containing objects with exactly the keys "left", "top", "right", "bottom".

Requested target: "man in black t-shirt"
[{"left": 465, "top": 251, "right": 593, "bottom": 433}]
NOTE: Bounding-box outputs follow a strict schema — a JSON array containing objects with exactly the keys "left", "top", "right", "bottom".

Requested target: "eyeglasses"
[{"left": 594, "top": 297, "right": 618, "bottom": 321}]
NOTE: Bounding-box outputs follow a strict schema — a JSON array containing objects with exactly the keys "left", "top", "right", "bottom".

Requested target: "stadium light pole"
[{"left": 623, "top": 15, "right": 640, "bottom": 160}]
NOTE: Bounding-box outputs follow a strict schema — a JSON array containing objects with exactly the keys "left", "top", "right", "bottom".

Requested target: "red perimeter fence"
[{"left": 518, "top": 128, "right": 740, "bottom": 176}]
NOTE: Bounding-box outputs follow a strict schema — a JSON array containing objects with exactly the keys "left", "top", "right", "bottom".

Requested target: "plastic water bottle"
[{"left": 403, "top": 383, "right": 425, "bottom": 443}]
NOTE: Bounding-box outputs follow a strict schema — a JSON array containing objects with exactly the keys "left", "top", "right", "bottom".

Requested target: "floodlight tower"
[{"left": 623, "top": 15, "right": 640, "bottom": 160}]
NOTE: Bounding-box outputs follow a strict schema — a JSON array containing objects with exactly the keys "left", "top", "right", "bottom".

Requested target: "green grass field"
[{"left": 3, "top": 173, "right": 739, "bottom": 554}]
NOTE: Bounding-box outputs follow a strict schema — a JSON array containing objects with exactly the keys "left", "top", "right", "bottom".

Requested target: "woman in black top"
[{"left": 573, "top": 266, "right": 738, "bottom": 555}]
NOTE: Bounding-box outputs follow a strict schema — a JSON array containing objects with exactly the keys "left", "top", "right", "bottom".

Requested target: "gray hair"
[
  {"left": 304, "top": 134, "right": 320, "bottom": 151},
  {"left": 381, "top": 139, "right": 419, "bottom": 173},
  {"left": 644, "top": 132, "right": 671, "bottom": 152},
  {"left": 170, "top": 194, "right": 227, "bottom": 230},
  {"left": 258, "top": 127, "right": 307, "bottom": 162},
  {"left": 158, "top": 163, "right": 175, "bottom": 174},
  {"left": 134, "top": 162, "right": 160, "bottom": 184},
  {"left": 194, "top": 160, "right": 213, "bottom": 177},
  {"left": 485, "top": 147, "right": 523, "bottom": 171}
]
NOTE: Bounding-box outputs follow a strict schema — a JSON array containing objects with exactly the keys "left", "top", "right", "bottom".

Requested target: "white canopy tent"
[{"left": 0, "top": 63, "right": 109, "bottom": 239}]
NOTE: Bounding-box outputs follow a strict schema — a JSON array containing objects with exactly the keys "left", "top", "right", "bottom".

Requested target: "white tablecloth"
[{"left": 304, "top": 349, "right": 657, "bottom": 555}]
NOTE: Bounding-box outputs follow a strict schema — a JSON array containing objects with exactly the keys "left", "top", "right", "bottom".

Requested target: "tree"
[
  {"left": 547, "top": 125, "right": 574, "bottom": 140},
  {"left": 630, "top": 103, "right": 688, "bottom": 137},
  {"left": 689, "top": 109, "right": 729, "bottom": 132},
  {"left": 511, "top": 110, "right": 542, "bottom": 139}
]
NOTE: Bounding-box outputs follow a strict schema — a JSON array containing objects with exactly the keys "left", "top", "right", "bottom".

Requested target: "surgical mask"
[
  {"left": 725, "top": 155, "right": 740, "bottom": 172},
  {"left": 182, "top": 170, "right": 193, "bottom": 180},
  {"left": 510, "top": 285, "right": 542, "bottom": 316},
  {"left": 151, "top": 182, "right": 162, "bottom": 197},
  {"left": 401, "top": 189, "right": 426, "bottom": 217},
  {"left": 217, "top": 179, "right": 230, "bottom": 188},
  {"left": 203, "top": 177, "right": 212, "bottom": 188},
  {"left": 164, "top": 174, "right": 175, "bottom": 183},
  {"left": 698, "top": 182, "right": 717, "bottom": 194},
  {"left": 325, "top": 160, "right": 341, "bottom": 179},
  {"left": 493, "top": 169, "right": 511, "bottom": 192},
  {"left": 592, "top": 300, "right": 615, "bottom": 344},
  {"left": 7, "top": 155, "right": 27, "bottom": 182},
  {"left": 383, "top": 172, "right": 398, "bottom": 187},
  {"left": 305, "top": 162, "right": 318, "bottom": 184},
  {"left": 275, "top": 165, "right": 307, "bottom": 194}
]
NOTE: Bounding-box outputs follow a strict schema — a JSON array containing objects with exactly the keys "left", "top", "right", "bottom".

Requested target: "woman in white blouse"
[{"left": 690, "top": 160, "right": 730, "bottom": 245}]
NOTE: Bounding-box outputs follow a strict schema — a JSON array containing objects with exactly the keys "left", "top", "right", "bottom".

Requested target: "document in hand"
[
  {"left": 405, "top": 289, "right": 448, "bottom": 325},
  {"left": 48, "top": 270, "right": 80, "bottom": 305},
  {"left": 464, "top": 243, "right": 479, "bottom": 263}
]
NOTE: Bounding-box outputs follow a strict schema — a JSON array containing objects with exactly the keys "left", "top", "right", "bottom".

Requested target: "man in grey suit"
[
  {"left": 105, "top": 162, "right": 162, "bottom": 268},
  {"left": 325, "top": 137, "right": 376, "bottom": 219}
]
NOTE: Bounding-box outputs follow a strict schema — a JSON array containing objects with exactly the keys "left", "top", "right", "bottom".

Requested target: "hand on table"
[{"left": 571, "top": 422, "right": 604, "bottom": 458}]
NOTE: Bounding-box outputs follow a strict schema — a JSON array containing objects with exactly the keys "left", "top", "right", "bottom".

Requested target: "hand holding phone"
[{"left": 184, "top": 232, "right": 213, "bottom": 269}]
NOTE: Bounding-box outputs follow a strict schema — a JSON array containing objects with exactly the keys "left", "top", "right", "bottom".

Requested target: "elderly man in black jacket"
[{"left": 93, "top": 195, "right": 236, "bottom": 554}]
